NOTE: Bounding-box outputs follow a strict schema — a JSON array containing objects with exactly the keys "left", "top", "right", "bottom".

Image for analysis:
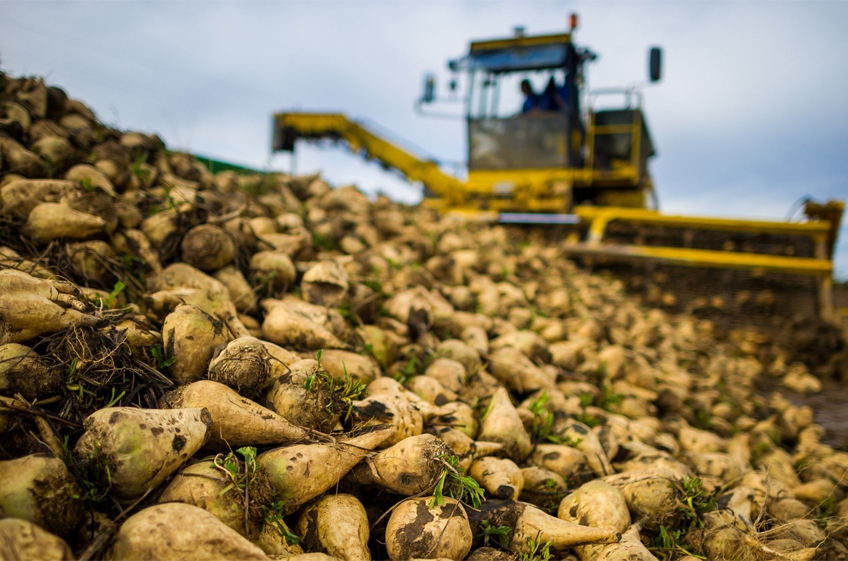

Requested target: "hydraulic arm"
[{"left": 273, "top": 113, "right": 465, "bottom": 203}]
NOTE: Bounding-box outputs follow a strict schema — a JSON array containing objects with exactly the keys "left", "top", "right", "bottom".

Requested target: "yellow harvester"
[{"left": 271, "top": 15, "right": 843, "bottom": 319}]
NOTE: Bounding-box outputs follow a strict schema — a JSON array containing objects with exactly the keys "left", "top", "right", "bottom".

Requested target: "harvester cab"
[
  {"left": 270, "top": 15, "right": 843, "bottom": 320},
  {"left": 418, "top": 14, "right": 657, "bottom": 212}
]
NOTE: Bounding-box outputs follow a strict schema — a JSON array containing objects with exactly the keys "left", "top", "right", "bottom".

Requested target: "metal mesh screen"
[
  {"left": 603, "top": 221, "right": 818, "bottom": 258},
  {"left": 582, "top": 261, "right": 820, "bottom": 329},
  {"left": 575, "top": 221, "right": 824, "bottom": 325}
]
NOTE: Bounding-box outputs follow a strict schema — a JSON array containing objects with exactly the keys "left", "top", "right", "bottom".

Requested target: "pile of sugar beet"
[{"left": 1, "top": 71, "right": 848, "bottom": 561}]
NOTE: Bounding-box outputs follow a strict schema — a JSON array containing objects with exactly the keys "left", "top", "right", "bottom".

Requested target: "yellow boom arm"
[{"left": 273, "top": 113, "right": 466, "bottom": 203}]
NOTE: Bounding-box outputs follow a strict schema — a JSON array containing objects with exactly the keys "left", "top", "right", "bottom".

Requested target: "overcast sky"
[{"left": 2, "top": 1, "right": 848, "bottom": 276}]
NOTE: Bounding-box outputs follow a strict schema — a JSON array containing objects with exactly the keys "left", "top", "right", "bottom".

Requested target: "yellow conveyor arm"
[{"left": 273, "top": 113, "right": 466, "bottom": 203}]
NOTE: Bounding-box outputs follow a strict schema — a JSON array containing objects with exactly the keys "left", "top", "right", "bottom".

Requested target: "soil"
[{"left": 762, "top": 375, "right": 848, "bottom": 449}]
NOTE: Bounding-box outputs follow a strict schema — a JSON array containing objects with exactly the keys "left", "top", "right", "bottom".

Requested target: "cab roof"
[
  {"left": 469, "top": 32, "right": 571, "bottom": 52},
  {"left": 450, "top": 32, "right": 573, "bottom": 73}
]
